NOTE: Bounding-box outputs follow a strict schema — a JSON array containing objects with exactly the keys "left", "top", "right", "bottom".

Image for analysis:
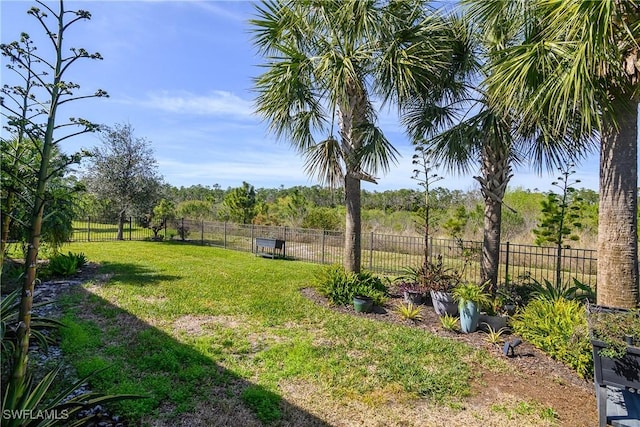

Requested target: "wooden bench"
[{"left": 255, "top": 237, "right": 285, "bottom": 259}]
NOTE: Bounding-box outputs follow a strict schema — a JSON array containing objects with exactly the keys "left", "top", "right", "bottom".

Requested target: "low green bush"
[
  {"left": 511, "top": 297, "right": 592, "bottom": 378},
  {"left": 315, "top": 264, "right": 387, "bottom": 306},
  {"left": 47, "top": 251, "right": 87, "bottom": 277}
]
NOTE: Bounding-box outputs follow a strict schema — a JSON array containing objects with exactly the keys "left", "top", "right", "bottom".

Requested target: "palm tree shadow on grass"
[
  {"left": 62, "top": 282, "right": 330, "bottom": 426},
  {"left": 96, "top": 262, "right": 183, "bottom": 287}
]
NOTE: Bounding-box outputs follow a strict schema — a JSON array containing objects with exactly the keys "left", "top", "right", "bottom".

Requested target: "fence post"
[
  {"left": 251, "top": 224, "right": 254, "bottom": 253},
  {"left": 181, "top": 217, "right": 185, "bottom": 241},
  {"left": 369, "top": 232, "right": 374, "bottom": 270},
  {"left": 129, "top": 217, "right": 132, "bottom": 240},
  {"left": 201, "top": 220, "right": 204, "bottom": 245},
  {"left": 504, "top": 241, "right": 510, "bottom": 284},
  {"left": 283, "top": 226, "right": 287, "bottom": 258},
  {"left": 321, "top": 230, "right": 326, "bottom": 264},
  {"left": 87, "top": 217, "right": 91, "bottom": 242},
  {"left": 224, "top": 222, "right": 227, "bottom": 248}
]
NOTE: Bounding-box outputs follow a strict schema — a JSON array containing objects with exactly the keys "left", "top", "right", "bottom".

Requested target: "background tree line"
[{"left": 71, "top": 173, "right": 601, "bottom": 249}]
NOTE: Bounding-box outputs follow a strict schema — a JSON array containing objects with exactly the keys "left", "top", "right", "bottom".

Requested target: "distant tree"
[
  {"left": 0, "top": 0, "right": 106, "bottom": 404},
  {"left": 533, "top": 164, "right": 583, "bottom": 286},
  {"left": 411, "top": 144, "right": 443, "bottom": 265},
  {"left": 302, "top": 207, "right": 342, "bottom": 231},
  {"left": 176, "top": 200, "right": 213, "bottom": 220},
  {"left": 146, "top": 198, "right": 175, "bottom": 240},
  {"left": 223, "top": 181, "right": 257, "bottom": 224},
  {"left": 84, "top": 123, "right": 163, "bottom": 239}
]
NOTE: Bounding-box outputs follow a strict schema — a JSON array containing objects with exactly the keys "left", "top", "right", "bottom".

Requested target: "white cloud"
[{"left": 136, "top": 90, "right": 255, "bottom": 118}]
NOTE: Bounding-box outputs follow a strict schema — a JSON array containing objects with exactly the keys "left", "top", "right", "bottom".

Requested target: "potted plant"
[
  {"left": 394, "top": 280, "right": 427, "bottom": 305},
  {"left": 587, "top": 304, "right": 640, "bottom": 426},
  {"left": 452, "top": 281, "right": 491, "bottom": 333},
  {"left": 402, "top": 255, "right": 460, "bottom": 316},
  {"left": 479, "top": 292, "right": 510, "bottom": 332},
  {"left": 353, "top": 295, "right": 374, "bottom": 313}
]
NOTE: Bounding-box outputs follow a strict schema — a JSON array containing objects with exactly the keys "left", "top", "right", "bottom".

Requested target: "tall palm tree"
[
  {"left": 403, "top": 15, "right": 588, "bottom": 291},
  {"left": 251, "top": 0, "right": 459, "bottom": 272},
  {"left": 468, "top": 0, "right": 639, "bottom": 308}
]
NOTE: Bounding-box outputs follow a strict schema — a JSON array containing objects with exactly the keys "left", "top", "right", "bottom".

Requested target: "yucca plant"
[
  {"left": 2, "top": 288, "right": 64, "bottom": 372},
  {"left": 440, "top": 314, "right": 459, "bottom": 332},
  {"left": 395, "top": 302, "right": 423, "bottom": 322},
  {"left": 2, "top": 366, "right": 144, "bottom": 427},
  {"left": 529, "top": 278, "right": 594, "bottom": 302},
  {"left": 483, "top": 323, "right": 508, "bottom": 345}
]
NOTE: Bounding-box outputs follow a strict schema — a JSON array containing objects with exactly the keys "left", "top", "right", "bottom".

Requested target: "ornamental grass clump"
[{"left": 315, "top": 264, "right": 387, "bottom": 306}]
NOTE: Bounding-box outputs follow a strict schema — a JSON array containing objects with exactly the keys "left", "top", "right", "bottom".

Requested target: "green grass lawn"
[{"left": 58, "top": 241, "right": 522, "bottom": 425}]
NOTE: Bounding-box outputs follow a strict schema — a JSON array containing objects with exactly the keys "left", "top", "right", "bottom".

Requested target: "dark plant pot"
[
  {"left": 403, "top": 291, "right": 424, "bottom": 305},
  {"left": 503, "top": 304, "right": 516, "bottom": 316},
  {"left": 353, "top": 295, "right": 373, "bottom": 313},
  {"left": 478, "top": 314, "right": 509, "bottom": 332},
  {"left": 459, "top": 301, "right": 480, "bottom": 333},
  {"left": 592, "top": 339, "right": 640, "bottom": 390},
  {"left": 591, "top": 339, "right": 640, "bottom": 427},
  {"left": 430, "top": 291, "right": 458, "bottom": 317}
]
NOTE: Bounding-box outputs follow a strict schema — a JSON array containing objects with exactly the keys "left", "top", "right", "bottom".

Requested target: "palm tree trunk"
[
  {"left": 344, "top": 174, "right": 361, "bottom": 273},
  {"left": 597, "top": 99, "right": 639, "bottom": 308},
  {"left": 482, "top": 197, "right": 502, "bottom": 292},
  {"left": 340, "top": 81, "right": 367, "bottom": 274},
  {"left": 477, "top": 142, "right": 511, "bottom": 293}
]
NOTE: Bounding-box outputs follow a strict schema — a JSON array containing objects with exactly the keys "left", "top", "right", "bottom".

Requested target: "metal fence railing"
[{"left": 71, "top": 217, "right": 598, "bottom": 288}]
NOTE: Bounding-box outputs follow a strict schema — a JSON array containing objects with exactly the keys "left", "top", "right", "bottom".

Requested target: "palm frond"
[
  {"left": 303, "top": 136, "right": 344, "bottom": 188},
  {"left": 353, "top": 123, "right": 399, "bottom": 177}
]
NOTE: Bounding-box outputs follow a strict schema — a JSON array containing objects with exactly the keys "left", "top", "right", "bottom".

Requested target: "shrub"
[
  {"left": 511, "top": 298, "right": 592, "bottom": 378},
  {"left": 315, "top": 264, "right": 387, "bottom": 306},
  {"left": 48, "top": 253, "right": 78, "bottom": 276},
  {"left": 47, "top": 251, "right": 87, "bottom": 277}
]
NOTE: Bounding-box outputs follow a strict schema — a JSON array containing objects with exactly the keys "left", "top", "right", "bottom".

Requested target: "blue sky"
[{"left": 1, "top": 0, "right": 601, "bottom": 192}]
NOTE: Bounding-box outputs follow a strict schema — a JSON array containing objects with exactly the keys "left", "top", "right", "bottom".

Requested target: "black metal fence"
[{"left": 71, "top": 217, "right": 597, "bottom": 287}]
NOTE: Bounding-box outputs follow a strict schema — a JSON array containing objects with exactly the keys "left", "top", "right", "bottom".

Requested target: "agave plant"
[
  {"left": 2, "top": 365, "right": 144, "bottom": 427},
  {"left": 2, "top": 288, "right": 64, "bottom": 370}
]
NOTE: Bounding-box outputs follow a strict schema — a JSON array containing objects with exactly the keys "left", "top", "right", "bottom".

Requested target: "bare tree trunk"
[
  {"left": 597, "top": 99, "right": 639, "bottom": 308},
  {"left": 117, "top": 211, "right": 125, "bottom": 240}
]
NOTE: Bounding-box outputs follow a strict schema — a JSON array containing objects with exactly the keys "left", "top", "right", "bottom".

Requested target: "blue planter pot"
[{"left": 459, "top": 301, "right": 480, "bottom": 333}]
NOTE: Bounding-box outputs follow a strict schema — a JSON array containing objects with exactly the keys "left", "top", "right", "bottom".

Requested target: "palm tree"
[
  {"left": 403, "top": 15, "right": 588, "bottom": 291},
  {"left": 467, "top": 0, "right": 639, "bottom": 308},
  {"left": 250, "top": 0, "right": 459, "bottom": 272}
]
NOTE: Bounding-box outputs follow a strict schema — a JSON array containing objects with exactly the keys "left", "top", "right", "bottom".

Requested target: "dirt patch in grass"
[{"left": 300, "top": 287, "right": 597, "bottom": 426}]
